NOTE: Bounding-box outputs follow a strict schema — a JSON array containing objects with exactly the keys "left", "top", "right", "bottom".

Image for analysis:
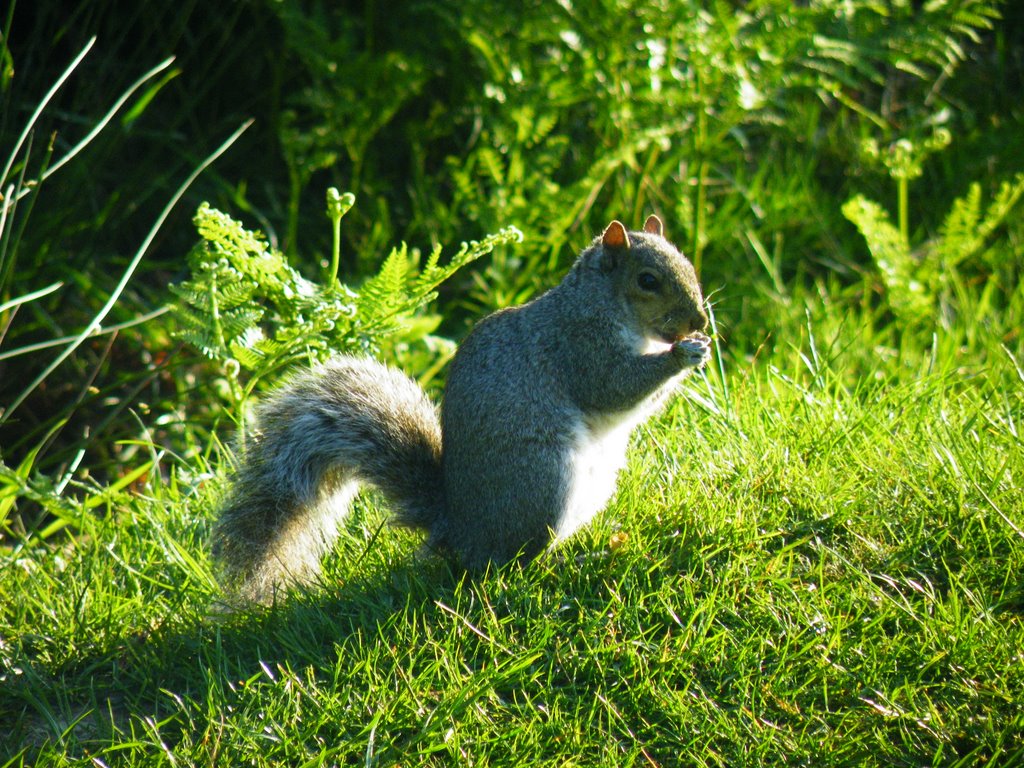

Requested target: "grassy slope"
[{"left": 1, "top": 327, "right": 1022, "bottom": 767}]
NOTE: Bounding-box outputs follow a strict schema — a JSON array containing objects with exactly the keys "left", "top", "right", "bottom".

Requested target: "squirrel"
[{"left": 213, "top": 215, "right": 711, "bottom": 602}]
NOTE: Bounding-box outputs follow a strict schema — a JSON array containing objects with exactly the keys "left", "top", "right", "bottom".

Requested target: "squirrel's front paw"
[{"left": 672, "top": 333, "right": 711, "bottom": 369}]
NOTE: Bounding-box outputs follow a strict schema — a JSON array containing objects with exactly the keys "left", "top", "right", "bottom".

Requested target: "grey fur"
[
  {"left": 213, "top": 357, "right": 443, "bottom": 601},
  {"left": 213, "top": 217, "right": 710, "bottom": 601}
]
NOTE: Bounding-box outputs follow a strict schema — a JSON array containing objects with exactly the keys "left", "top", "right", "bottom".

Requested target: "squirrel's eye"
[{"left": 637, "top": 272, "right": 661, "bottom": 292}]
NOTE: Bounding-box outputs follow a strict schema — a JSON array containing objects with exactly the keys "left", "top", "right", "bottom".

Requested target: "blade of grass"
[
  {"left": 0, "top": 305, "right": 167, "bottom": 362},
  {"left": 0, "top": 281, "right": 63, "bottom": 314},
  {"left": 12, "top": 56, "right": 177, "bottom": 202},
  {"left": 1, "top": 119, "right": 253, "bottom": 422},
  {"left": 0, "top": 37, "right": 95, "bottom": 188}
]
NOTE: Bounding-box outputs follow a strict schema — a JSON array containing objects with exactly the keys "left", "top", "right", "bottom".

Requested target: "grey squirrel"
[{"left": 213, "top": 215, "right": 711, "bottom": 602}]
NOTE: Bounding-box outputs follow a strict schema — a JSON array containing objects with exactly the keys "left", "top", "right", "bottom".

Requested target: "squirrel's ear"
[
  {"left": 602, "top": 220, "right": 630, "bottom": 250},
  {"left": 643, "top": 215, "right": 664, "bottom": 237}
]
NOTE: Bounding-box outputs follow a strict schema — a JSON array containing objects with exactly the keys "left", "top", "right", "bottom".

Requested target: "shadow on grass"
[{"left": 2, "top": 552, "right": 478, "bottom": 763}]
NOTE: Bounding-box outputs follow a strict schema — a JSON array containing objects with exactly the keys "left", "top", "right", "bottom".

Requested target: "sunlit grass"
[{"left": 2, "top": 319, "right": 1021, "bottom": 767}]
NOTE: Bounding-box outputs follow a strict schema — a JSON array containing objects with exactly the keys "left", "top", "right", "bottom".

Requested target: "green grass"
[{"left": 2, "top": 324, "right": 1021, "bottom": 767}]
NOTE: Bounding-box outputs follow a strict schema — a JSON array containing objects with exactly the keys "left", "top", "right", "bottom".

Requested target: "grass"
[{"left": 2, "top": 319, "right": 1021, "bottom": 767}]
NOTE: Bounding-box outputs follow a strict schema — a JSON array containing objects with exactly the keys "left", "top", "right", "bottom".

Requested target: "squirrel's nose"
[{"left": 690, "top": 311, "right": 709, "bottom": 333}]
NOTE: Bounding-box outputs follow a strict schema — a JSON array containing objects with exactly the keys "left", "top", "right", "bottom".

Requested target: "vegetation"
[{"left": 1, "top": 0, "right": 1022, "bottom": 765}]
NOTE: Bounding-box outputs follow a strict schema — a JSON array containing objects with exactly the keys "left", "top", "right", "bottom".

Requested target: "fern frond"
[
  {"left": 937, "top": 173, "right": 1024, "bottom": 268},
  {"left": 361, "top": 245, "right": 410, "bottom": 302},
  {"left": 937, "top": 183, "right": 984, "bottom": 268},
  {"left": 843, "top": 195, "right": 930, "bottom": 324},
  {"left": 978, "top": 173, "right": 1024, "bottom": 244},
  {"left": 173, "top": 199, "right": 522, "bottom": 411},
  {"left": 175, "top": 327, "right": 224, "bottom": 361},
  {"left": 193, "top": 202, "right": 270, "bottom": 262},
  {"left": 218, "top": 307, "right": 266, "bottom": 341}
]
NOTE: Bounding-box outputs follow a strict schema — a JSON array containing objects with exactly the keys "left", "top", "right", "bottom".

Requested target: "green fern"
[
  {"left": 844, "top": 172, "right": 1024, "bottom": 330},
  {"left": 938, "top": 175, "right": 1024, "bottom": 269},
  {"left": 171, "top": 196, "right": 522, "bottom": 419},
  {"left": 352, "top": 229, "right": 526, "bottom": 342},
  {"left": 842, "top": 195, "right": 930, "bottom": 325}
]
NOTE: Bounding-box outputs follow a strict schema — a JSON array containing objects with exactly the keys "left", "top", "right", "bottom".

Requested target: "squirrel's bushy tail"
[{"left": 213, "top": 356, "right": 444, "bottom": 602}]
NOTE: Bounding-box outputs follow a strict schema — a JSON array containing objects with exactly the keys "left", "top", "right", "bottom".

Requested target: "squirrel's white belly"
[
  {"left": 556, "top": 364, "right": 691, "bottom": 542},
  {"left": 556, "top": 408, "right": 649, "bottom": 541}
]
